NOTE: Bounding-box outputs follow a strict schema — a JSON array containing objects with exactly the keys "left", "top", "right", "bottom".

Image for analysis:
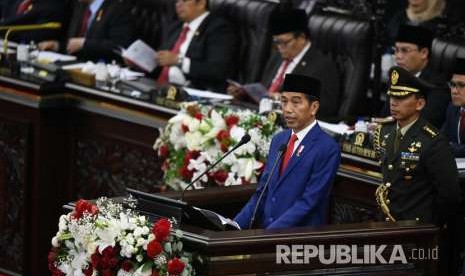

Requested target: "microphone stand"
[
  {"left": 249, "top": 144, "right": 286, "bottom": 229},
  {"left": 0, "top": 22, "right": 61, "bottom": 60},
  {"left": 179, "top": 134, "right": 251, "bottom": 202}
]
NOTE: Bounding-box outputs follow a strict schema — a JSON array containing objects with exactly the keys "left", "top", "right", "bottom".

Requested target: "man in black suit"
[
  {"left": 227, "top": 9, "right": 340, "bottom": 118},
  {"left": 0, "top": 0, "right": 66, "bottom": 43},
  {"left": 441, "top": 57, "right": 465, "bottom": 157},
  {"left": 38, "top": 0, "right": 135, "bottom": 62},
  {"left": 155, "top": 0, "right": 237, "bottom": 92},
  {"left": 393, "top": 24, "right": 450, "bottom": 128}
]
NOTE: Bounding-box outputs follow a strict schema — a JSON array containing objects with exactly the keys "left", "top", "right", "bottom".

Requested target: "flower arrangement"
[
  {"left": 48, "top": 198, "right": 195, "bottom": 276},
  {"left": 153, "top": 102, "right": 281, "bottom": 191}
]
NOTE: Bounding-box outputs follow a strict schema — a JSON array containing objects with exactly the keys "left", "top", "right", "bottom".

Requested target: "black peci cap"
[
  {"left": 395, "top": 25, "right": 433, "bottom": 50},
  {"left": 281, "top": 74, "right": 321, "bottom": 99},
  {"left": 270, "top": 9, "right": 308, "bottom": 35}
]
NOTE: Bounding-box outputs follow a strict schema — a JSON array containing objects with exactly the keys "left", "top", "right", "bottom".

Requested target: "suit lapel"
[
  {"left": 87, "top": 1, "right": 110, "bottom": 35},
  {"left": 270, "top": 125, "right": 320, "bottom": 193},
  {"left": 292, "top": 46, "right": 314, "bottom": 75}
]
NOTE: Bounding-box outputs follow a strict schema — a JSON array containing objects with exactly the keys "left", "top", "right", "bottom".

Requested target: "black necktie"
[{"left": 394, "top": 128, "right": 402, "bottom": 152}]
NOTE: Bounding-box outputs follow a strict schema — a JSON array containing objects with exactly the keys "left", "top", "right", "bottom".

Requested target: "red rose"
[
  {"left": 48, "top": 247, "right": 64, "bottom": 276},
  {"left": 72, "top": 199, "right": 98, "bottom": 219},
  {"left": 158, "top": 145, "right": 169, "bottom": 159},
  {"left": 213, "top": 170, "right": 228, "bottom": 185},
  {"left": 151, "top": 270, "right": 160, "bottom": 276},
  {"left": 153, "top": 218, "right": 171, "bottom": 242},
  {"left": 83, "top": 265, "right": 93, "bottom": 276},
  {"left": 179, "top": 165, "right": 194, "bottom": 181},
  {"left": 225, "top": 115, "right": 239, "bottom": 127},
  {"left": 181, "top": 124, "right": 189, "bottom": 133},
  {"left": 102, "top": 270, "right": 112, "bottom": 276},
  {"left": 91, "top": 252, "right": 100, "bottom": 268},
  {"left": 194, "top": 112, "right": 203, "bottom": 120},
  {"left": 147, "top": 240, "right": 163, "bottom": 258},
  {"left": 184, "top": 150, "right": 200, "bottom": 165},
  {"left": 167, "top": 257, "right": 186, "bottom": 275},
  {"left": 220, "top": 143, "right": 229, "bottom": 153},
  {"left": 216, "top": 130, "right": 230, "bottom": 142},
  {"left": 121, "top": 259, "right": 133, "bottom": 272}
]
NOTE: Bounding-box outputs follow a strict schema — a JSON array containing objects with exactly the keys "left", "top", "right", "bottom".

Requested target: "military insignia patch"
[
  {"left": 391, "top": 70, "right": 399, "bottom": 85},
  {"left": 422, "top": 126, "right": 438, "bottom": 138}
]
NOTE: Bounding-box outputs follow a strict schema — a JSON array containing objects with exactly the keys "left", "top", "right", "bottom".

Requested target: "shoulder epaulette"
[{"left": 422, "top": 125, "right": 438, "bottom": 138}]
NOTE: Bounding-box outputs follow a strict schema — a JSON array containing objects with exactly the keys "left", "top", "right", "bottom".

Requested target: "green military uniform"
[
  {"left": 375, "top": 66, "right": 461, "bottom": 225},
  {"left": 375, "top": 118, "right": 460, "bottom": 224}
]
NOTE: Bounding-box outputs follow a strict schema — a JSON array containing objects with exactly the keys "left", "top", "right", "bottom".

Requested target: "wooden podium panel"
[{"left": 181, "top": 221, "right": 439, "bottom": 275}]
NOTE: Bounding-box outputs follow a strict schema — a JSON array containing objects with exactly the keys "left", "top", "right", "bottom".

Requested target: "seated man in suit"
[
  {"left": 154, "top": 0, "right": 237, "bottom": 92},
  {"left": 0, "top": 0, "right": 66, "bottom": 43},
  {"left": 441, "top": 58, "right": 465, "bottom": 157},
  {"left": 227, "top": 9, "right": 340, "bottom": 118},
  {"left": 234, "top": 74, "right": 341, "bottom": 230},
  {"left": 38, "top": 0, "right": 135, "bottom": 62},
  {"left": 393, "top": 24, "right": 450, "bottom": 128}
]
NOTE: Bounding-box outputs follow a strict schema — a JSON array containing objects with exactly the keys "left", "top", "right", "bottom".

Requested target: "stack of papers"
[
  {"left": 184, "top": 87, "right": 233, "bottom": 100},
  {"left": 318, "top": 120, "right": 353, "bottom": 135},
  {"left": 32, "top": 51, "right": 77, "bottom": 62}
]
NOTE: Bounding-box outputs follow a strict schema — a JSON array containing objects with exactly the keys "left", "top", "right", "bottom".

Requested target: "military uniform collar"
[{"left": 397, "top": 118, "right": 418, "bottom": 136}]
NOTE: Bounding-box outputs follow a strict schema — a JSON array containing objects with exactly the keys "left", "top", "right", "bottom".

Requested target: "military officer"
[{"left": 375, "top": 66, "right": 461, "bottom": 226}]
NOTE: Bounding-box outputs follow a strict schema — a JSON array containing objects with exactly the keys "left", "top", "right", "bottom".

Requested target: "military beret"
[
  {"left": 387, "top": 66, "right": 435, "bottom": 97},
  {"left": 395, "top": 25, "right": 433, "bottom": 49},
  {"left": 281, "top": 74, "right": 321, "bottom": 99},
  {"left": 270, "top": 9, "right": 308, "bottom": 35},
  {"left": 452, "top": 57, "right": 465, "bottom": 76}
]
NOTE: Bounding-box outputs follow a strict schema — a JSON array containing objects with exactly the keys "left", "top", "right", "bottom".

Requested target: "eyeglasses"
[
  {"left": 448, "top": 81, "right": 465, "bottom": 90},
  {"left": 392, "top": 46, "right": 419, "bottom": 55},
  {"left": 273, "top": 37, "right": 295, "bottom": 47}
]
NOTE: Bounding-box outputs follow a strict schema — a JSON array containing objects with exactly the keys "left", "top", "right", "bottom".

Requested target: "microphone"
[
  {"left": 179, "top": 133, "right": 251, "bottom": 202},
  {"left": 0, "top": 22, "right": 61, "bottom": 56},
  {"left": 249, "top": 143, "right": 287, "bottom": 229}
]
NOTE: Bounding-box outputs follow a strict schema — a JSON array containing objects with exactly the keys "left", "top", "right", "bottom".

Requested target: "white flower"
[
  {"left": 51, "top": 236, "right": 60, "bottom": 247},
  {"left": 184, "top": 131, "right": 203, "bottom": 151},
  {"left": 58, "top": 215, "right": 68, "bottom": 231},
  {"left": 187, "top": 155, "right": 208, "bottom": 184},
  {"left": 95, "top": 220, "right": 121, "bottom": 252},
  {"left": 117, "top": 268, "right": 133, "bottom": 276},
  {"left": 133, "top": 264, "right": 152, "bottom": 276},
  {"left": 230, "top": 125, "right": 246, "bottom": 142}
]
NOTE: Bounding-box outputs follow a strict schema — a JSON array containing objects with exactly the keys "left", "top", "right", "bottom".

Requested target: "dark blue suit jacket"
[
  {"left": 234, "top": 124, "right": 341, "bottom": 229},
  {"left": 441, "top": 103, "right": 465, "bottom": 157}
]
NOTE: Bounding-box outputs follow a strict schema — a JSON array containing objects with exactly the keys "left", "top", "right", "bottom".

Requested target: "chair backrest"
[
  {"left": 128, "top": 0, "right": 177, "bottom": 49},
  {"left": 209, "top": 0, "right": 278, "bottom": 83},
  {"left": 308, "top": 14, "right": 373, "bottom": 117},
  {"left": 430, "top": 38, "right": 465, "bottom": 79}
]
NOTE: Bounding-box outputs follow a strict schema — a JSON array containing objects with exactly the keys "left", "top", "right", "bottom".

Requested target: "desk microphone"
[
  {"left": 179, "top": 133, "right": 251, "bottom": 202},
  {"left": 249, "top": 144, "right": 286, "bottom": 229},
  {"left": 0, "top": 22, "right": 61, "bottom": 56}
]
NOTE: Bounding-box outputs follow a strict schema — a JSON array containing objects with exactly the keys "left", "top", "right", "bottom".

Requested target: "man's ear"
[{"left": 311, "top": 101, "right": 320, "bottom": 116}]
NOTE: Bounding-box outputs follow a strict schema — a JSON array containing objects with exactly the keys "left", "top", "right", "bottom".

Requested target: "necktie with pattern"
[
  {"left": 280, "top": 134, "right": 298, "bottom": 175},
  {"left": 158, "top": 25, "right": 190, "bottom": 84}
]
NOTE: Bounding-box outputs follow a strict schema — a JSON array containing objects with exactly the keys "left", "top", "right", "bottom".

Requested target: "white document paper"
[
  {"left": 31, "top": 50, "right": 77, "bottom": 62},
  {"left": 318, "top": 120, "right": 353, "bottom": 135},
  {"left": 184, "top": 87, "right": 233, "bottom": 100},
  {"left": 122, "top": 39, "right": 157, "bottom": 72},
  {"left": 456, "top": 158, "right": 465, "bottom": 170}
]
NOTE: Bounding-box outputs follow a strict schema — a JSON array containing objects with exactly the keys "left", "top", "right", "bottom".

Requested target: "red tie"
[
  {"left": 280, "top": 134, "right": 298, "bottom": 175},
  {"left": 78, "top": 8, "right": 91, "bottom": 37},
  {"left": 268, "top": 59, "right": 291, "bottom": 93},
  {"left": 158, "top": 25, "right": 190, "bottom": 84},
  {"left": 16, "top": 0, "right": 32, "bottom": 15}
]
